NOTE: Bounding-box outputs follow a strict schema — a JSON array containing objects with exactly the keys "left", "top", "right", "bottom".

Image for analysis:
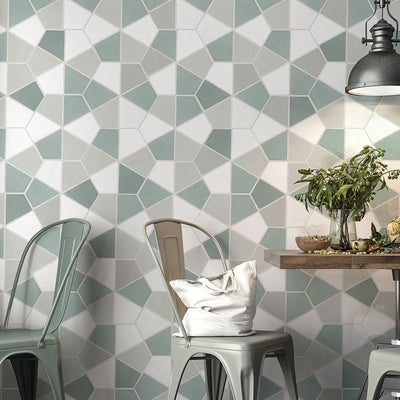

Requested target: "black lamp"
[{"left": 346, "top": 0, "right": 400, "bottom": 96}]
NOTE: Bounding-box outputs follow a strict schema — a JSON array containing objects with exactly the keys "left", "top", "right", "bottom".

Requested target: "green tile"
[
  {"left": 122, "top": 0, "right": 148, "bottom": 26},
  {"left": 204, "top": 230, "right": 229, "bottom": 259},
  {"left": 6, "top": 164, "right": 31, "bottom": 192},
  {"left": 84, "top": 81, "right": 117, "bottom": 110},
  {"left": 206, "top": 129, "right": 231, "bottom": 158},
  {"left": 235, "top": 0, "right": 260, "bottom": 27},
  {"left": 307, "top": 277, "right": 339, "bottom": 306},
  {"left": 231, "top": 164, "right": 257, "bottom": 193},
  {"left": 257, "top": 0, "right": 281, "bottom": 10},
  {"left": 179, "top": 376, "right": 206, "bottom": 400},
  {"left": 90, "top": 229, "right": 116, "bottom": 258},
  {"left": 9, "top": 0, "right": 35, "bottom": 27},
  {"left": 261, "top": 228, "right": 286, "bottom": 249},
  {"left": 251, "top": 180, "right": 284, "bottom": 208},
  {"left": 318, "top": 129, "right": 345, "bottom": 159},
  {"left": 63, "top": 292, "right": 86, "bottom": 320},
  {"left": 177, "top": 67, "right": 202, "bottom": 95},
  {"left": 119, "top": 278, "right": 151, "bottom": 306},
  {"left": 149, "top": 131, "right": 174, "bottom": 160},
  {"left": 143, "top": 0, "right": 168, "bottom": 10},
  {"left": 178, "top": 180, "right": 210, "bottom": 209},
  {"left": 343, "top": 360, "right": 365, "bottom": 388},
  {"left": 145, "top": 327, "right": 171, "bottom": 356},
  {"left": 90, "top": 325, "right": 115, "bottom": 354},
  {"left": 124, "top": 82, "right": 157, "bottom": 111},
  {"left": 39, "top": 30, "right": 64, "bottom": 60},
  {"left": 376, "top": 131, "right": 400, "bottom": 160},
  {"left": 289, "top": 96, "right": 315, "bottom": 125},
  {"left": 117, "top": 195, "right": 143, "bottom": 223},
  {"left": 136, "top": 374, "right": 167, "bottom": 400},
  {"left": 346, "top": 278, "right": 378, "bottom": 306},
  {"left": 94, "top": 129, "right": 119, "bottom": 159},
  {"left": 237, "top": 82, "right": 269, "bottom": 110},
  {"left": 119, "top": 165, "right": 145, "bottom": 194},
  {"left": 348, "top": 0, "right": 372, "bottom": 27},
  {"left": 71, "top": 0, "right": 100, "bottom": 11},
  {"left": 36, "top": 130, "right": 61, "bottom": 159},
  {"left": 26, "top": 179, "right": 58, "bottom": 207},
  {"left": 185, "top": 0, "right": 212, "bottom": 11},
  {"left": 6, "top": 194, "right": 31, "bottom": 223},
  {"left": 11, "top": 82, "right": 44, "bottom": 111},
  {"left": 260, "top": 376, "right": 281, "bottom": 398},
  {"left": 66, "top": 179, "right": 98, "bottom": 208},
  {"left": 95, "top": 33, "right": 121, "bottom": 61},
  {"left": 65, "top": 376, "right": 94, "bottom": 400},
  {"left": 79, "top": 276, "right": 112, "bottom": 306},
  {"left": 15, "top": 278, "right": 41, "bottom": 307},
  {"left": 231, "top": 195, "right": 257, "bottom": 224},
  {"left": 152, "top": 30, "right": 176, "bottom": 60},
  {"left": 286, "top": 269, "right": 311, "bottom": 291},
  {"left": 298, "top": 375, "right": 321, "bottom": 400},
  {"left": 176, "top": 96, "right": 202, "bottom": 125},
  {"left": 116, "top": 360, "right": 140, "bottom": 388},
  {"left": 262, "top": 132, "right": 287, "bottom": 160},
  {"left": 287, "top": 293, "right": 312, "bottom": 321},
  {"left": 64, "top": 95, "right": 90, "bottom": 124},
  {"left": 207, "top": 33, "right": 233, "bottom": 61},
  {"left": 310, "top": 81, "right": 342, "bottom": 110},
  {"left": 196, "top": 81, "right": 230, "bottom": 110},
  {"left": 321, "top": 33, "right": 346, "bottom": 61},
  {"left": 317, "top": 325, "right": 342, "bottom": 354},
  {"left": 0, "top": 33, "right": 7, "bottom": 61},
  {"left": 65, "top": 66, "right": 90, "bottom": 94},
  {"left": 290, "top": 66, "right": 315, "bottom": 95},
  {"left": 138, "top": 180, "right": 171, "bottom": 207},
  {"left": 299, "top": 0, "right": 325, "bottom": 11},
  {"left": 265, "top": 31, "right": 290, "bottom": 60}
]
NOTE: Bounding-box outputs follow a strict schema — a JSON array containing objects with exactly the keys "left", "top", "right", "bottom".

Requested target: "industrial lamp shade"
[{"left": 346, "top": 17, "right": 400, "bottom": 96}]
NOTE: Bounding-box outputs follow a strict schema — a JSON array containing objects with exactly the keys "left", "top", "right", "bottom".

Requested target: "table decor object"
[
  {"left": 295, "top": 235, "right": 331, "bottom": 252},
  {"left": 295, "top": 146, "right": 400, "bottom": 250}
]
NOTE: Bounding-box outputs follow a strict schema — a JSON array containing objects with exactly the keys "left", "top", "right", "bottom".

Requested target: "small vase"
[{"left": 329, "top": 209, "right": 357, "bottom": 250}]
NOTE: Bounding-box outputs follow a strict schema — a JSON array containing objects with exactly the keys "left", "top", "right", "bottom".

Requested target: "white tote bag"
[{"left": 169, "top": 260, "right": 257, "bottom": 337}]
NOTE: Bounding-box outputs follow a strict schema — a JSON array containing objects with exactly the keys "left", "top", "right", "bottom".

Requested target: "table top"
[{"left": 264, "top": 249, "right": 400, "bottom": 269}]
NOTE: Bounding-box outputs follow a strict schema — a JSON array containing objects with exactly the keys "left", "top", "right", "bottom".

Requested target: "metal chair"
[
  {"left": 1, "top": 218, "right": 91, "bottom": 400},
  {"left": 144, "top": 218, "right": 298, "bottom": 400}
]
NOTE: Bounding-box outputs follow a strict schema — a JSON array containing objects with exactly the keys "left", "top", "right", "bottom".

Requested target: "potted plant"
[{"left": 294, "top": 145, "right": 400, "bottom": 249}]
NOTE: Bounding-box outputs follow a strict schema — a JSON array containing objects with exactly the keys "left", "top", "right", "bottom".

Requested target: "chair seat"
[
  {"left": 0, "top": 329, "right": 58, "bottom": 350},
  {"left": 173, "top": 330, "right": 291, "bottom": 351}
]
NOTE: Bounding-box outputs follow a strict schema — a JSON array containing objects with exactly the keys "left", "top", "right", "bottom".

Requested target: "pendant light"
[{"left": 346, "top": 0, "right": 400, "bottom": 96}]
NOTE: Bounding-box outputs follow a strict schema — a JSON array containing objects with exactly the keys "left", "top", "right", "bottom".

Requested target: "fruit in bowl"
[{"left": 295, "top": 235, "right": 332, "bottom": 252}]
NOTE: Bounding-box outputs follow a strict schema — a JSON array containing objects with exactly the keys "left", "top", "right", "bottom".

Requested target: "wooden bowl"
[{"left": 295, "top": 236, "right": 331, "bottom": 252}]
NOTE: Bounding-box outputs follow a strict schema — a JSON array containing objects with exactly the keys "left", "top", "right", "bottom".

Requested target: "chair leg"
[
  {"left": 39, "top": 346, "right": 65, "bottom": 400},
  {"left": 366, "top": 363, "right": 391, "bottom": 400},
  {"left": 277, "top": 345, "right": 299, "bottom": 400},
  {"left": 169, "top": 351, "right": 191, "bottom": 400},
  {"left": 10, "top": 354, "right": 38, "bottom": 400},
  {"left": 204, "top": 356, "right": 227, "bottom": 400}
]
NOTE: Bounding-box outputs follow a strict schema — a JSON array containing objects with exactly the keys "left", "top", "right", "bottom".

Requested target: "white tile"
[
  {"left": 6, "top": 211, "right": 41, "bottom": 241},
  {"left": 123, "top": 15, "right": 158, "bottom": 47},
  {"left": 6, "top": 127, "right": 33, "bottom": 158},
  {"left": 91, "top": 162, "right": 119, "bottom": 193},
  {"left": 286, "top": 226, "right": 308, "bottom": 250},
  {"left": 363, "top": 307, "right": 395, "bottom": 337},
  {"left": 118, "top": 210, "right": 150, "bottom": 242},
  {"left": 0, "top": 63, "right": 6, "bottom": 94},
  {"left": 319, "top": 62, "right": 346, "bottom": 93},
  {"left": 314, "top": 359, "right": 343, "bottom": 388},
  {"left": 135, "top": 308, "right": 170, "bottom": 339},
  {"left": 177, "top": 113, "right": 212, "bottom": 143},
  {"left": 87, "top": 358, "right": 115, "bottom": 389},
  {"left": 290, "top": 30, "right": 318, "bottom": 61},
  {"left": 232, "top": 212, "right": 267, "bottom": 244},
  {"left": 197, "top": 13, "right": 231, "bottom": 44},
  {"left": 64, "top": 30, "right": 92, "bottom": 61},
  {"left": 291, "top": 114, "right": 325, "bottom": 145},
  {"left": 177, "top": 30, "right": 204, "bottom": 61},
  {"left": 365, "top": 113, "right": 399, "bottom": 142},
  {"left": 261, "top": 161, "right": 288, "bottom": 194},
  {"left": 85, "top": 211, "right": 115, "bottom": 239},
  {"left": 148, "top": 64, "right": 176, "bottom": 95},
  {"left": 64, "top": 0, "right": 91, "bottom": 29},
  {"left": 113, "top": 293, "right": 142, "bottom": 324},
  {"left": 173, "top": 195, "right": 202, "bottom": 221},
  {"left": 231, "top": 129, "right": 259, "bottom": 159},
  {"left": 6, "top": 98, "right": 34, "bottom": 128},
  {"left": 316, "top": 270, "right": 344, "bottom": 291},
  {"left": 342, "top": 323, "right": 369, "bottom": 355},
  {"left": 148, "top": 161, "right": 174, "bottom": 192},
  {"left": 64, "top": 112, "right": 100, "bottom": 144},
  {"left": 36, "top": 160, "right": 62, "bottom": 191},
  {"left": 144, "top": 268, "right": 166, "bottom": 292},
  {"left": 286, "top": 196, "right": 311, "bottom": 228},
  {"left": 262, "top": 63, "right": 290, "bottom": 95},
  {"left": 87, "top": 258, "right": 116, "bottom": 291},
  {"left": 231, "top": 97, "right": 259, "bottom": 128},
  {"left": 287, "top": 309, "right": 323, "bottom": 339},
  {"left": 341, "top": 293, "right": 369, "bottom": 324},
  {"left": 85, "top": 14, "right": 119, "bottom": 44},
  {"left": 37, "top": 63, "right": 64, "bottom": 94},
  {"left": 115, "top": 324, "right": 143, "bottom": 355},
  {"left": 252, "top": 113, "right": 286, "bottom": 143},
  {"left": 119, "top": 129, "right": 146, "bottom": 159},
  {"left": 344, "top": 129, "right": 373, "bottom": 159},
  {"left": 140, "top": 113, "right": 173, "bottom": 142},
  {"left": 290, "top": 0, "right": 317, "bottom": 29},
  {"left": 27, "top": 112, "right": 60, "bottom": 142},
  {"left": 144, "top": 356, "right": 171, "bottom": 387},
  {"left": 119, "top": 97, "right": 147, "bottom": 128},
  {"left": 33, "top": 260, "right": 58, "bottom": 292},
  {"left": 10, "top": 15, "right": 45, "bottom": 46},
  {"left": 203, "top": 162, "right": 231, "bottom": 193},
  {"left": 253, "top": 308, "right": 284, "bottom": 331},
  {"left": 235, "top": 15, "right": 271, "bottom": 47},
  {"left": 93, "top": 63, "right": 121, "bottom": 94},
  {"left": 344, "top": 97, "right": 373, "bottom": 128},
  {"left": 176, "top": 0, "right": 204, "bottom": 29},
  {"left": 311, "top": 13, "right": 345, "bottom": 45},
  {"left": 62, "top": 310, "right": 97, "bottom": 340},
  {"left": 206, "top": 62, "right": 233, "bottom": 94},
  {"left": 60, "top": 195, "right": 90, "bottom": 219}
]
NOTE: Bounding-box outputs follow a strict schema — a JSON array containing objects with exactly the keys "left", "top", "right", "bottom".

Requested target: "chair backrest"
[
  {"left": 144, "top": 218, "right": 227, "bottom": 342},
  {"left": 4, "top": 219, "right": 91, "bottom": 344}
]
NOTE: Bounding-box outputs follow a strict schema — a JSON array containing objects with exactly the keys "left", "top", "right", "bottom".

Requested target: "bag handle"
[{"left": 197, "top": 269, "right": 237, "bottom": 295}]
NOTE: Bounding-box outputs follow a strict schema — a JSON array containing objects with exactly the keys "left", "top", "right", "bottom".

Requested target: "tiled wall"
[{"left": 2, "top": 0, "right": 400, "bottom": 399}]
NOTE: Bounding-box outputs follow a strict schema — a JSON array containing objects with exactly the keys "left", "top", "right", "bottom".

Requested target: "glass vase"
[{"left": 329, "top": 209, "right": 357, "bottom": 250}]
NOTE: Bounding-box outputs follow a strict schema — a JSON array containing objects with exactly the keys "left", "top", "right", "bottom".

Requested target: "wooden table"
[{"left": 264, "top": 250, "right": 400, "bottom": 400}]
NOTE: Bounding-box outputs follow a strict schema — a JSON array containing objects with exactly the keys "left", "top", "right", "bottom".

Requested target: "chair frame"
[
  {"left": 144, "top": 218, "right": 298, "bottom": 400},
  {"left": 1, "top": 218, "right": 91, "bottom": 400}
]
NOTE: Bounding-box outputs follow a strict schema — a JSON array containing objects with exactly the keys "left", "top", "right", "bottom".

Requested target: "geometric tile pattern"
[{"left": 3, "top": 0, "right": 400, "bottom": 399}]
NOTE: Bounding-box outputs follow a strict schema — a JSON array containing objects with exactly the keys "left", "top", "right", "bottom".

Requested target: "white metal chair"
[{"left": 144, "top": 218, "right": 298, "bottom": 400}]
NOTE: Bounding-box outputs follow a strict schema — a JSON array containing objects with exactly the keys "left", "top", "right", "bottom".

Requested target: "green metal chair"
[
  {"left": 0, "top": 218, "right": 91, "bottom": 400},
  {"left": 144, "top": 218, "right": 298, "bottom": 400}
]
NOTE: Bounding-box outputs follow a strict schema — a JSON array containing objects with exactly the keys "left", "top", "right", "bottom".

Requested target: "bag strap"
[{"left": 197, "top": 269, "right": 237, "bottom": 295}]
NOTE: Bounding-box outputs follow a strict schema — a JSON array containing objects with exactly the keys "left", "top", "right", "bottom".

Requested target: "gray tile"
[
  {"left": 180, "top": 48, "right": 213, "bottom": 78},
  {"left": 305, "top": 341, "right": 339, "bottom": 370},
  {"left": 37, "top": 0, "right": 63, "bottom": 29},
  {"left": 9, "top": 147, "right": 42, "bottom": 176},
  {"left": 150, "top": 96, "right": 175, "bottom": 125},
  {"left": 373, "top": 292, "right": 395, "bottom": 319},
  {"left": 79, "top": 342, "right": 112, "bottom": 370},
  {"left": 62, "top": 132, "right": 89, "bottom": 160},
  {"left": 233, "top": 147, "right": 268, "bottom": 177},
  {"left": 254, "top": 48, "right": 286, "bottom": 77},
  {"left": 205, "top": 98, "right": 232, "bottom": 128},
  {"left": 92, "top": 194, "right": 117, "bottom": 223},
  {"left": 321, "top": 0, "right": 346, "bottom": 26},
  {"left": 95, "top": 0, "right": 122, "bottom": 27},
  {"left": 116, "top": 260, "right": 142, "bottom": 290},
  {"left": 258, "top": 292, "right": 285, "bottom": 320},
  {"left": 93, "top": 98, "right": 120, "bottom": 128},
  {"left": 88, "top": 294, "right": 115, "bottom": 324},
  {"left": 37, "top": 95, "right": 63, "bottom": 124},
  {"left": 233, "top": 34, "right": 260, "bottom": 62},
  {"left": 175, "top": 162, "right": 201, "bottom": 192},
  {"left": 208, "top": 0, "right": 234, "bottom": 27},
  {"left": 234, "top": 64, "right": 259, "bottom": 93},
  {"left": 315, "top": 295, "right": 342, "bottom": 324},
  {"left": 151, "top": 0, "right": 175, "bottom": 29},
  {"left": 175, "top": 132, "right": 202, "bottom": 161},
  {"left": 7, "top": 64, "right": 34, "bottom": 94},
  {"left": 82, "top": 146, "right": 115, "bottom": 175},
  {"left": 8, "top": 33, "right": 34, "bottom": 63},
  {"left": 263, "top": 0, "right": 289, "bottom": 29},
  {"left": 28, "top": 46, "right": 61, "bottom": 76},
  {"left": 288, "top": 132, "right": 314, "bottom": 161},
  {"left": 194, "top": 146, "right": 227, "bottom": 175},
  {"left": 204, "top": 194, "right": 231, "bottom": 224},
  {"left": 263, "top": 96, "right": 288, "bottom": 125},
  {"left": 293, "top": 49, "right": 326, "bottom": 78},
  {"left": 307, "top": 146, "right": 341, "bottom": 170},
  {"left": 141, "top": 48, "right": 173, "bottom": 76},
  {"left": 116, "top": 229, "right": 143, "bottom": 259},
  {"left": 121, "top": 147, "right": 155, "bottom": 176},
  {"left": 68, "top": 48, "right": 101, "bottom": 78},
  {"left": 147, "top": 196, "right": 173, "bottom": 219},
  {"left": 121, "top": 33, "right": 148, "bottom": 62},
  {"left": 34, "top": 196, "right": 60, "bottom": 225},
  {"left": 121, "top": 64, "right": 147, "bottom": 94},
  {"left": 260, "top": 197, "right": 286, "bottom": 226}
]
